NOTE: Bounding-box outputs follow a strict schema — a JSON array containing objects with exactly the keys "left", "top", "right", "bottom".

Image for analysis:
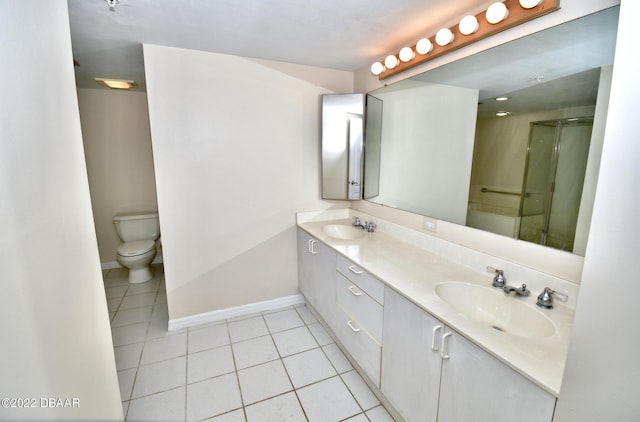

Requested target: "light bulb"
[
  {"left": 435, "top": 28, "right": 454, "bottom": 46},
  {"left": 519, "top": 0, "right": 543, "bottom": 9},
  {"left": 416, "top": 38, "right": 433, "bottom": 55},
  {"left": 370, "top": 62, "right": 385, "bottom": 76},
  {"left": 486, "top": 2, "right": 509, "bottom": 24},
  {"left": 399, "top": 47, "right": 415, "bottom": 62},
  {"left": 384, "top": 55, "right": 399, "bottom": 69},
  {"left": 459, "top": 15, "right": 479, "bottom": 35}
]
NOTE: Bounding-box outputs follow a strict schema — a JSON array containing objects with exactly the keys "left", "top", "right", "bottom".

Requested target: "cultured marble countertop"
[{"left": 298, "top": 217, "right": 575, "bottom": 397}]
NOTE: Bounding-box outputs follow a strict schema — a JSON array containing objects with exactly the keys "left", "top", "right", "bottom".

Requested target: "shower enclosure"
[{"left": 518, "top": 117, "right": 594, "bottom": 252}]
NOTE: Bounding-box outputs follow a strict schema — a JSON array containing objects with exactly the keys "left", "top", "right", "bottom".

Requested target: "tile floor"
[{"left": 104, "top": 265, "right": 396, "bottom": 422}]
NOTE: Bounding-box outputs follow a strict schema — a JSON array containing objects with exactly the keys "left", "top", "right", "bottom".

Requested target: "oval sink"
[
  {"left": 435, "top": 282, "right": 555, "bottom": 339},
  {"left": 322, "top": 224, "right": 366, "bottom": 240}
]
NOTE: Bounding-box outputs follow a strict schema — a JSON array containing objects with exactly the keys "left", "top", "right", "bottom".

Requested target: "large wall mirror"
[{"left": 363, "top": 6, "right": 619, "bottom": 256}]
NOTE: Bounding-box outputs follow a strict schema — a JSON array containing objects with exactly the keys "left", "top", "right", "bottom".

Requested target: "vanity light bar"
[{"left": 371, "top": 0, "right": 560, "bottom": 80}]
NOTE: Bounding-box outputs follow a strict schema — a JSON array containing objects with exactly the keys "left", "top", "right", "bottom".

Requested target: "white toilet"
[{"left": 113, "top": 212, "right": 160, "bottom": 284}]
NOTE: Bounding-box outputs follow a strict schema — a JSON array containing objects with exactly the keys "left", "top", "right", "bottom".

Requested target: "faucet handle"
[
  {"left": 516, "top": 283, "right": 530, "bottom": 297},
  {"left": 536, "top": 287, "right": 568, "bottom": 309},
  {"left": 364, "top": 221, "right": 376, "bottom": 232},
  {"left": 352, "top": 216, "right": 361, "bottom": 226},
  {"left": 491, "top": 268, "right": 506, "bottom": 288}
]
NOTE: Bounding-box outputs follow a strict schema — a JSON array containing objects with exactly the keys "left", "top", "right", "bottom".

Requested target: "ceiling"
[{"left": 67, "top": 0, "right": 494, "bottom": 90}]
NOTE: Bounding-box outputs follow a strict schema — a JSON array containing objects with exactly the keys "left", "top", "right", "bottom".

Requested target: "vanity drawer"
[
  {"left": 334, "top": 305, "right": 382, "bottom": 387},
  {"left": 336, "top": 255, "right": 385, "bottom": 305},
  {"left": 336, "top": 272, "right": 383, "bottom": 344}
]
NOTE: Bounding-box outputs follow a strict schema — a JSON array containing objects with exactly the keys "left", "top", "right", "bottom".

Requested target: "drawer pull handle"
[
  {"left": 346, "top": 320, "right": 361, "bottom": 333},
  {"left": 348, "top": 265, "right": 363, "bottom": 275},
  {"left": 431, "top": 325, "right": 443, "bottom": 351},
  {"left": 441, "top": 332, "right": 452, "bottom": 360},
  {"left": 348, "top": 286, "right": 363, "bottom": 296}
]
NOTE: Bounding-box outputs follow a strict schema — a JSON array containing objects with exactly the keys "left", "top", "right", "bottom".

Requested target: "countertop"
[{"left": 298, "top": 217, "right": 574, "bottom": 397}]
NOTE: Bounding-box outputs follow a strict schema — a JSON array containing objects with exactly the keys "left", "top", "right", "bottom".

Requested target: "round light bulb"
[
  {"left": 435, "top": 28, "right": 455, "bottom": 46},
  {"left": 416, "top": 38, "right": 433, "bottom": 55},
  {"left": 519, "top": 0, "right": 543, "bottom": 9},
  {"left": 486, "top": 2, "right": 509, "bottom": 24},
  {"left": 370, "top": 62, "right": 385, "bottom": 76},
  {"left": 384, "top": 54, "right": 399, "bottom": 69},
  {"left": 399, "top": 47, "right": 415, "bottom": 62},
  {"left": 459, "top": 15, "right": 479, "bottom": 35}
]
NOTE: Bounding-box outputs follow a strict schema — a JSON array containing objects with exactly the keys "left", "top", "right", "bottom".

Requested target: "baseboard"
[
  {"left": 101, "top": 256, "right": 163, "bottom": 270},
  {"left": 168, "top": 294, "right": 305, "bottom": 331}
]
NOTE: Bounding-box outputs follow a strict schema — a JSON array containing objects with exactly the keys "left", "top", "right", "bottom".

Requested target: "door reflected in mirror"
[{"left": 363, "top": 7, "right": 619, "bottom": 256}]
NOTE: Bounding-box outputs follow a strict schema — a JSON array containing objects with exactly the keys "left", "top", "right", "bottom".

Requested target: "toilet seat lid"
[{"left": 118, "top": 240, "right": 155, "bottom": 256}]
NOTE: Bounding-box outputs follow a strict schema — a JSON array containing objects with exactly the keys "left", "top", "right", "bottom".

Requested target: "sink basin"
[
  {"left": 435, "top": 282, "right": 555, "bottom": 339},
  {"left": 322, "top": 224, "right": 366, "bottom": 240}
]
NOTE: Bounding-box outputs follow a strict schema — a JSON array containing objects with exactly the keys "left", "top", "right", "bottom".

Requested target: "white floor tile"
[
  {"left": 188, "top": 323, "right": 230, "bottom": 353},
  {"left": 106, "top": 285, "right": 128, "bottom": 300},
  {"left": 147, "top": 319, "right": 178, "bottom": 340},
  {"left": 140, "top": 332, "right": 187, "bottom": 365},
  {"left": 344, "top": 414, "right": 369, "bottom": 422},
  {"left": 120, "top": 292, "right": 157, "bottom": 310},
  {"left": 186, "top": 373, "right": 242, "bottom": 422},
  {"left": 127, "top": 280, "right": 160, "bottom": 295},
  {"left": 204, "top": 409, "right": 246, "bottom": 422},
  {"left": 296, "top": 376, "right": 361, "bottom": 422},
  {"left": 294, "top": 306, "right": 318, "bottom": 325},
  {"left": 341, "top": 370, "right": 379, "bottom": 411},
  {"left": 245, "top": 392, "right": 306, "bottom": 422},
  {"left": 282, "top": 348, "right": 336, "bottom": 388},
  {"left": 118, "top": 368, "right": 136, "bottom": 401},
  {"left": 272, "top": 326, "right": 318, "bottom": 357},
  {"left": 308, "top": 322, "right": 333, "bottom": 346},
  {"left": 366, "top": 405, "right": 395, "bottom": 422},
  {"left": 237, "top": 360, "right": 293, "bottom": 405},
  {"left": 232, "top": 335, "right": 279, "bottom": 370},
  {"left": 151, "top": 302, "right": 169, "bottom": 320},
  {"left": 107, "top": 297, "right": 123, "bottom": 312},
  {"left": 228, "top": 316, "right": 269, "bottom": 343},
  {"left": 111, "top": 306, "right": 154, "bottom": 327},
  {"left": 112, "top": 322, "right": 149, "bottom": 347},
  {"left": 127, "top": 386, "right": 185, "bottom": 422},
  {"left": 322, "top": 343, "right": 353, "bottom": 374},
  {"left": 263, "top": 308, "right": 304, "bottom": 333},
  {"left": 187, "top": 345, "right": 235, "bottom": 384},
  {"left": 132, "top": 356, "right": 186, "bottom": 399},
  {"left": 114, "top": 342, "right": 144, "bottom": 370}
]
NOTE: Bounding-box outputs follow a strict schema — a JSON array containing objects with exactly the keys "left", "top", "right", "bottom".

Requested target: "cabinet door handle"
[
  {"left": 348, "top": 265, "right": 363, "bottom": 275},
  {"left": 348, "top": 285, "right": 363, "bottom": 296},
  {"left": 431, "top": 325, "right": 443, "bottom": 351},
  {"left": 346, "top": 320, "right": 361, "bottom": 332},
  {"left": 309, "top": 239, "right": 317, "bottom": 254},
  {"left": 441, "top": 332, "right": 452, "bottom": 360}
]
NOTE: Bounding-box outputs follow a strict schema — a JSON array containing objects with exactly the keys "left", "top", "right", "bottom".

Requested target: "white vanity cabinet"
[
  {"left": 381, "top": 287, "right": 556, "bottom": 422},
  {"left": 296, "top": 229, "right": 337, "bottom": 326}
]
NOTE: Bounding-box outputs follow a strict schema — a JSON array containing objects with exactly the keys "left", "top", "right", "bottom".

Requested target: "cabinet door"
[
  {"left": 381, "top": 287, "right": 442, "bottom": 422},
  {"left": 438, "top": 331, "right": 556, "bottom": 422},
  {"left": 312, "top": 238, "right": 337, "bottom": 326},
  {"left": 297, "top": 229, "right": 316, "bottom": 305}
]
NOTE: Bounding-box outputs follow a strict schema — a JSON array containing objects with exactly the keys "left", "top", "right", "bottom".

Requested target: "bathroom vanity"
[{"left": 297, "top": 209, "right": 575, "bottom": 422}]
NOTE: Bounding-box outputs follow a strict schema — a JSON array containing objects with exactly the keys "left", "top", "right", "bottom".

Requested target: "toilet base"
[{"left": 127, "top": 265, "right": 154, "bottom": 284}]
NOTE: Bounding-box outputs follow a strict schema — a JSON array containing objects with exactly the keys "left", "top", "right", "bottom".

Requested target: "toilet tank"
[{"left": 113, "top": 212, "right": 160, "bottom": 242}]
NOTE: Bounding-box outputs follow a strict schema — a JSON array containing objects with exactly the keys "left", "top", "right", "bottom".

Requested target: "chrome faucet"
[
  {"left": 364, "top": 221, "right": 376, "bottom": 233},
  {"left": 492, "top": 269, "right": 507, "bottom": 288},
  {"left": 352, "top": 217, "right": 365, "bottom": 229},
  {"left": 503, "top": 283, "right": 530, "bottom": 297},
  {"left": 536, "top": 287, "right": 569, "bottom": 309}
]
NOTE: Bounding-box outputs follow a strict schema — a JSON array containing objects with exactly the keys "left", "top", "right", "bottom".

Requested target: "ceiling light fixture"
[
  {"left": 95, "top": 78, "right": 137, "bottom": 90},
  {"left": 370, "top": 0, "right": 560, "bottom": 79},
  {"left": 105, "top": 0, "right": 119, "bottom": 12},
  {"left": 496, "top": 111, "right": 510, "bottom": 116},
  {"left": 495, "top": 96, "right": 510, "bottom": 101}
]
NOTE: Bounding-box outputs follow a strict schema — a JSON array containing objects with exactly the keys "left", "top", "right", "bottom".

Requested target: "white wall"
[
  {"left": 77, "top": 88, "right": 159, "bottom": 265},
  {"left": 554, "top": 1, "right": 640, "bottom": 420},
  {"left": 0, "top": 2, "right": 122, "bottom": 421},
  {"left": 143, "top": 45, "right": 352, "bottom": 319}
]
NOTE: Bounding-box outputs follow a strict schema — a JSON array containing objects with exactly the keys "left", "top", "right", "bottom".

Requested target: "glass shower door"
[{"left": 519, "top": 118, "right": 593, "bottom": 252}]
